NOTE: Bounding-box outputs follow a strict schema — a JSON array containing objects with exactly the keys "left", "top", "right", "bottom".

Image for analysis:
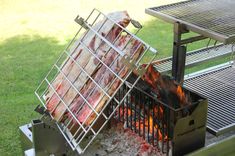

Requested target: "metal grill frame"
[
  {"left": 35, "top": 8, "right": 157, "bottom": 154},
  {"left": 184, "top": 61, "right": 235, "bottom": 135},
  {"left": 146, "top": 0, "right": 235, "bottom": 44},
  {"left": 153, "top": 44, "right": 233, "bottom": 73},
  {"left": 146, "top": 0, "right": 235, "bottom": 137}
]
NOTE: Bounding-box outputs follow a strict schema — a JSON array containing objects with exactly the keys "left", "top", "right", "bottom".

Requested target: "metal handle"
[
  {"left": 130, "top": 19, "right": 142, "bottom": 29},
  {"left": 74, "top": 15, "right": 89, "bottom": 29}
]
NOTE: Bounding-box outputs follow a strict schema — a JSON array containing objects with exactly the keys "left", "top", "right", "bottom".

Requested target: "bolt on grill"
[{"left": 35, "top": 9, "right": 157, "bottom": 154}]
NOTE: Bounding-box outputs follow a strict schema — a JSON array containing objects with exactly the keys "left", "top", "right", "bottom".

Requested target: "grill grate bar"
[
  {"left": 184, "top": 64, "right": 235, "bottom": 135},
  {"left": 146, "top": 0, "right": 235, "bottom": 44},
  {"left": 153, "top": 44, "right": 233, "bottom": 73}
]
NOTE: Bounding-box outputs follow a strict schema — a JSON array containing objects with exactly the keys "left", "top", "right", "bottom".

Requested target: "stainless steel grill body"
[
  {"left": 146, "top": 0, "right": 235, "bottom": 44},
  {"left": 184, "top": 62, "right": 235, "bottom": 135}
]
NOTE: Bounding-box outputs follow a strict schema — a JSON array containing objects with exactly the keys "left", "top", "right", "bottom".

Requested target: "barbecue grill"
[
  {"left": 146, "top": 0, "right": 235, "bottom": 136},
  {"left": 20, "top": 0, "right": 235, "bottom": 156}
]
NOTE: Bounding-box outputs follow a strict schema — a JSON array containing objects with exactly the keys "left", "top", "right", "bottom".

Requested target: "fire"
[
  {"left": 176, "top": 85, "right": 186, "bottom": 105},
  {"left": 141, "top": 64, "right": 161, "bottom": 89},
  {"left": 149, "top": 116, "right": 153, "bottom": 132},
  {"left": 128, "top": 109, "right": 132, "bottom": 115},
  {"left": 117, "top": 105, "right": 167, "bottom": 142},
  {"left": 139, "top": 64, "right": 190, "bottom": 108}
]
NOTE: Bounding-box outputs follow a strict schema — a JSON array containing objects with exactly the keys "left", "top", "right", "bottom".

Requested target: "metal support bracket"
[
  {"left": 172, "top": 22, "right": 185, "bottom": 83},
  {"left": 172, "top": 22, "right": 207, "bottom": 84},
  {"left": 180, "top": 35, "right": 207, "bottom": 46}
]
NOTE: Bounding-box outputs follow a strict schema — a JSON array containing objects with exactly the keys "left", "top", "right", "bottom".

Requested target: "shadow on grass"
[{"left": 0, "top": 35, "right": 66, "bottom": 156}]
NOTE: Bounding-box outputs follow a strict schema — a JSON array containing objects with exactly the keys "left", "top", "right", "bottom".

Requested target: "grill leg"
[
  {"left": 176, "top": 46, "right": 186, "bottom": 83},
  {"left": 172, "top": 22, "right": 187, "bottom": 84}
]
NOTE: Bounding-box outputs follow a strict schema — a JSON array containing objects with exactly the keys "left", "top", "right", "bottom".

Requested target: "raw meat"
[
  {"left": 68, "top": 35, "right": 145, "bottom": 125},
  {"left": 45, "top": 11, "right": 131, "bottom": 121}
]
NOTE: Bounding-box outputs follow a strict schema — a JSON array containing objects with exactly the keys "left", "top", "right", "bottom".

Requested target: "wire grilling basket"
[{"left": 35, "top": 9, "right": 157, "bottom": 153}]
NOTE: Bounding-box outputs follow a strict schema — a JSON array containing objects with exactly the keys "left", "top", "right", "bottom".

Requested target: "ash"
[{"left": 81, "top": 122, "right": 166, "bottom": 156}]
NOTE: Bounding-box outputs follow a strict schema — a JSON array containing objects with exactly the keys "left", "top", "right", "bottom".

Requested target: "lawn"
[
  {"left": 190, "top": 136, "right": 235, "bottom": 156},
  {"left": 0, "top": 0, "right": 230, "bottom": 155}
]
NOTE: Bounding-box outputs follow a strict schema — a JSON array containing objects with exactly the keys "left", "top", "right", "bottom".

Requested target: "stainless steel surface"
[
  {"left": 173, "top": 95, "right": 207, "bottom": 156},
  {"left": 146, "top": 0, "right": 235, "bottom": 44},
  {"left": 31, "top": 119, "right": 68, "bottom": 156},
  {"left": 184, "top": 63, "right": 235, "bottom": 135},
  {"left": 19, "top": 124, "right": 33, "bottom": 155},
  {"left": 171, "top": 22, "right": 187, "bottom": 83},
  {"left": 35, "top": 9, "right": 157, "bottom": 154},
  {"left": 24, "top": 148, "right": 35, "bottom": 156},
  {"left": 153, "top": 44, "right": 233, "bottom": 73},
  {"left": 20, "top": 121, "right": 79, "bottom": 156}
]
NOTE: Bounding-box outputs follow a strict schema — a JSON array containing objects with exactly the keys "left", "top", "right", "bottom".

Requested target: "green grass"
[
  {"left": 0, "top": 0, "right": 232, "bottom": 155},
  {"left": 0, "top": 35, "right": 64, "bottom": 155},
  {"left": 189, "top": 136, "right": 235, "bottom": 156}
]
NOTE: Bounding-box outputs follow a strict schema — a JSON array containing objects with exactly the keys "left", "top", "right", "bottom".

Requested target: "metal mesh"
[
  {"left": 35, "top": 9, "right": 157, "bottom": 154},
  {"left": 146, "top": 0, "right": 235, "bottom": 44},
  {"left": 184, "top": 64, "right": 235, "bottom": 135},
  {"left": 153, "top": 44, "right": 233, "bottom": 73}
]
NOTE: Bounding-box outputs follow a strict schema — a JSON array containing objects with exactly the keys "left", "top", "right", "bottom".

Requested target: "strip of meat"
[
  {"left": 68, "top": 35, "right": 145, "bottom": 126},
  {"left": 45, "top": 11, "right": 131, "bottom": 121}
]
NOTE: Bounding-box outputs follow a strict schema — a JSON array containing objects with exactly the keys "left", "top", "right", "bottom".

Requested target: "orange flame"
[
  {"left": 176, "top": 85, "right": 186, "bottom": 104},
  {"left": 141, "top": 64, "right": 161, "bottom": 89},
  {"left": 118, "top": 106, "right": 167, "bottom": 141}
]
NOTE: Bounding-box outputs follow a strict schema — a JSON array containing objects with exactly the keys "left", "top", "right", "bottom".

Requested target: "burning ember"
[
  {"left": 110, "top": 64, "right": 192, "bottom": 155},
  {"left": 83, "top": 122, "right": 166, "bottom": 156},
  {"left": 118, "top": 106, "right": 167, "bottom": 141}
]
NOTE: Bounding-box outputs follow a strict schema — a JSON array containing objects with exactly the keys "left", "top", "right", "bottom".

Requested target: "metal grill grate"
[
  {"left": 146, "top": 0, "right": 235, "bottom": 44},
  {"left": 184, "top": 63, "right": 235, "bottom": 135},
  {"left": 153, "top": 44, "right": 233, "bottom": 73},
  {"left": 35, "top": 9, "right": 157, "bottom": 154}
]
